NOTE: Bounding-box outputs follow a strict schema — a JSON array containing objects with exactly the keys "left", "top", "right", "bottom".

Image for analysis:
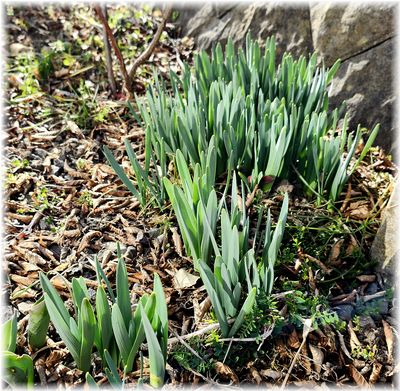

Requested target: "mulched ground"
[{"left": 3, "top": 5, "right": 397, "bottom": 388}]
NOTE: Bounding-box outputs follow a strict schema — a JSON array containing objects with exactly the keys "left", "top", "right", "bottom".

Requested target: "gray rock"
[
  {"left": 358, "top": 315, "right": 376, "bottom": 329},
  {"left": 329, "top": 38, "right": 395, "bottom": 153},
  {"left": 333, "top": 304, "right": 355, "bottom": 321},
  {"left": 371, "top": 180, "right": 399, "bottom": 279},
  {"left": 365, "top": 282, "right": 379, "bottom": 295},
  {"left": 310, "top": 3, "right": 395, "bottom": 66},
  {"left": 173, "top": 3, "right": 395, "bottom": 152},
  {"left": 181, "top": 2, "right": 313, "bottom": 58}
]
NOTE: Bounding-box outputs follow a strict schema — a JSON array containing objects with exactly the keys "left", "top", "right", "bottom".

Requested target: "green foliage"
[
  {"left": 40, "top": 273, "right": 96, "bottom": 372},
  {"left": 2, "top": 315, "right": 17, "bottom": 353},
  {"left": 163, "top": 141, "right": 219, "bottom": 268},
  {"left": 285, "top": 290, "right": 346, "bottom": 331},
  {"left": 2, "top": 315, "right": 34, "bottom": 388},
  {"left": 39, "top": 246, "right": 168, "bottom": 386},
  {"left": 134, "top": 33, "right": 378, "bottom": 202},
  {"left": 104, "top": 115, "right": 167, "bottom": 208},
  {"left": 28, "top": 298, "right": 50, "bottom": 350}
]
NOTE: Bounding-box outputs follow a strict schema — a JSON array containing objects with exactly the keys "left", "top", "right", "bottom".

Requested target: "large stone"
[
  {"left": 310, "top": 3, "right": 395, "bottom": 66},
  {"left": 328, "top": 39, "right": 395, "bottom": 153},
  {"left": 180, "top": 2, "right": 313, "bottom": 58},
  {"left": 371, "top": 180, "right": 399, "bottom": 279}
]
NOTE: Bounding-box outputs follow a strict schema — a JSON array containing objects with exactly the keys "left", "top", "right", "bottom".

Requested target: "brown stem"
[
  {"left": 128, "top": 5, "right": 173, "bottom": 81},
  {"left": 100, "top": 5, "right": 117, "bottom": 95},
  {"left": 94, "top": 5, "right": 132, "bottom": 93}
]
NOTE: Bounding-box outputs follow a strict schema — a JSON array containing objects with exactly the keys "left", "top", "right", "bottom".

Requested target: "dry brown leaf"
[
  {"left": 45, "top": 350, "right": 67, "bottom": 369},
  {"left": 348, "top": 321, "right": 362, "bottom": 352},
  {"left": 305, "top": 254, "right": 332, "bottom": 274},
  {"left": 329, "top": 239, "right": 344, "bottom": 265},
  {"left": 349, "top": 364, "right": 370, "bottom": 387},
  {"left": 20, "top": 261, "right": 41, "bottom": 272},
  {"left": 301, "top": 342, "right": 312, "bottom": 375},
  {"left": 171, "top": 227, "right": 183, "bottom": 257},
  {"left": 10, "top": 274, "right": 37, "bottom": 287},
  {"left": 214, "top": 361, "right": 239, "bottom": 384},
  {"left": 260, "top": 369, "right": 282, "bottom": 380},
  {"left": 356, "top": 275, "right": 376, "bottom": 283},
  {"left": 6, "top": 212, "right": 33, "bottom": 223},
  {"left": 248, "top": 366, "right": 262, "bottom": 385},
  {"left": 13, "top": 247, "right": 47, "bottom": 265},
  {"left": 50, "top": 276, "right": 68, "bottom": 291},
  {"left": 345, "top": 235, "right": 359, "bottom": 256},
  {"left": 173, "top": 269, "right": 199, "bottom": 290},
  {"left": 382, "top": 320, "right": 394, "bottom": 363},
  {"left": 344, "top": 201, "right": 371, "bottom": 220},
  {"left": 77, "top": 231, "right": 102, "bottom": 253},
  {"left": 309, "top": 344, "right": 324, "bottom": 374},
  {"left": 369, "top": 362, "right": 382, "bottom": 384},
  {"left": 288, "top": 328, "right": 301, "bottom": 349}
]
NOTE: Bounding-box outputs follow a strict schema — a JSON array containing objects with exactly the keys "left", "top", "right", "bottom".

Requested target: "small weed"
[
  {"left": 352, "top": 344, "right": 377, "bottom": 361},
  {"left": 10, "top": 158, "right": 29, "bottom": 169},
  {"left": 78, "top": 190, "right": 93, "bottom": 207},
  {"left": 285, "top": 290, "right": 346, "bottom": 331},
  {"left": 75, "top": 158, "right": 88, "bottom": 171}
]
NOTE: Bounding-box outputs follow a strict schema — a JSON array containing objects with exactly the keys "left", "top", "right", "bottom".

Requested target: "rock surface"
[
  {"left": 328, "top": 38, "right": 395, "bottom": 152},
  {"left": 180, "top": 2, "right": 313, "bottom": 59},
  {"left": 310, "top": 3, "right": 395, "bottom": 66},
  {"left": 175, "top": 2, "right": 396, "bottom": 154},
  {"left": 371, "top": 181, "right": 399, "bottom": 280}
]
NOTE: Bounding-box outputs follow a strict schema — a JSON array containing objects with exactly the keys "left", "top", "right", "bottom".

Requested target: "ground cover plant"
[{"left": 3, "top": 4, "right": 396, "bottom": 389}]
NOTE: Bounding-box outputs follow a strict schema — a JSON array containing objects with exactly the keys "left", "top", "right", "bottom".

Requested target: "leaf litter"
[{"left": 4, "top": 4, "right": 397, "bottom": 387}]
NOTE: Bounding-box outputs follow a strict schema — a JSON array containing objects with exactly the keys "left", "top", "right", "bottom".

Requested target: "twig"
[
  {"left": 337, "top": 331, "right": 353, "bottom": 361},
  {"left": 218, "top": 325, "right": 274, "bottom": 343},
  {"left": 280, "top": 319, "right": 313, "bottom": 389},
  {"left": 94, "top": 6, "right": 132, "bottom": 93},
  {"left": 362, "top": 290, "right": 386, "bottom": 302},
  {"left": 166, "top": 322, "right": 222, "bottom": 346},
  {"left": 128, "top": 5, "right": 173, "bottom": 81},
  {"left": 100, "top": 5, "right": 116, "bottom": 95},
  {"left": 169, "top": 328, "right": 206, "bottom": 363}
]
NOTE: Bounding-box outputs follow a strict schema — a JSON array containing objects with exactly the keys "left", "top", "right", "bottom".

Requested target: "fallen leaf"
[
  {"left": 301, "top": 342, "right": 312, "bottom": 375},
  {"left": 356, "top": 275, "right": 376, "bottom": 283},
  {"left": 329, "top": 239, "right": 344, "bottom": 265},
  {"left": 348, "top": 321, "right": 362, "bottom": 351},
  {"left": 369, "top": 362, "right": 382, "bottom": 384},
  {"left": 309, "top": 344, "right": 324, "bottom": 374},
  {"left": 349, "top": 364, "right": 369, "bottom": 387},
  {"left": 214, "top": 361, "right": 239, "bottom": 384},
  {"left": 173, "top": 269, "right": 199, "bottom": 289},
  {"left": 248, "top": 366, "right": 262, "bottom": 385},
  {"left": 171, "top": 227, "right": 183, "bottom": 257},
  {"left": 382, "top": 320, "right": 394, "bottom": 363},
  {"left": 288, "top": 328, "right": 301, "bottom": 349},
  {"left": 345, "top": 235, "right": 359, "bottom": 256},
  {"left": 344, "top": 201, "right": 371, "bottom": 220},
  {"left": 260, "top": 369, "right": 282, "bottom": 380},
  {"left": 17, "top": 302, "right": 33, "bottom": 315}
]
